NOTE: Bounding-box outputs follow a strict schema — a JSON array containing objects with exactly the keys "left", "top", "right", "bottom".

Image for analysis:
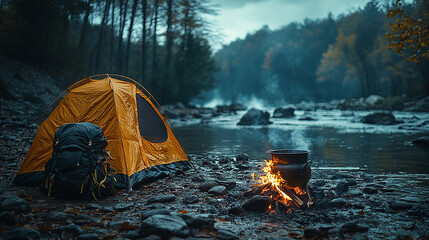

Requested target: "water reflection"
[{"left": 175, "top": 125, "right": 429, "bottom": 174}]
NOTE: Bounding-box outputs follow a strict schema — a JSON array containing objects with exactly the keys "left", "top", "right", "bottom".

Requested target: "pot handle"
[{"left": 304, "top": 160, "right": 312, "bottom": 170}]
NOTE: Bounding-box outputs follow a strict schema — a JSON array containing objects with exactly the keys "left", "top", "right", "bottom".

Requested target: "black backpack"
[{"left": 43, "top": 122, "right": 116, "bottom": 200}]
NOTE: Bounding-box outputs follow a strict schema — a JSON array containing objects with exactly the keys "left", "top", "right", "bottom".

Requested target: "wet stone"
[
  {"left": 363, "top": 187, "right": 378, "bottom": 194},
  {"left": 299, "top": 115, "right": 317, "bottom": 121},
  {"left": 199, "top": 181, "right": 217, "bottom": 192},
  {"left": 50, "top": 211, "right": 72, "bottom": 221},
  {"left": 228, "top": 205, "right": 247, "bottom": 216},
  {"left": 303, "top": 228, "right": 322, "bottom": 239},
  {"left": 273, "top": 106, "right": 295, "bottom": 118},
  {"left": 183, "top": 195, "right": 199, "bottom": 204},
  {"left": 73, "top": 214, "right": 96, "bottom": 225},
  {"left": 123, "top": 230, "right": 140, "bottom": 239},
  {"left": 242, "top": 195, "right": 272, "bottom": 212},
  {"left": 0, "top": 197, "right": 30, "bottom": 213},
  {"left": 139, "top": 214, "right": 190, "bottom": 238},
  {"left": 402, "top": 196, "right": 422, "bottom": 203},
  {"left": 208, "top": 185, "right": 227, "bottom": 195},
  {"left": 335, "top": 181, "right": 349, "bottom": 195},
  {"left": 77, "top": 233, "right": 99, "bottom": 240},
  {"left": 330, "top": 198, "right": 348, "bottom": 208},
  {"left": 218, "top": 156, "right": 230, "bottom": 164},
  {"left": 101, "top": 206, "right": 115, "bottom": 213},
  {"left": 361, "top": 112, "right": 400, "bottom": 125},
  {"left": 0, "top": 227, "right": 40, "bottom": 240},
  {"left": 86, "top": 203, "right": 102, "bottom": 210},
  {"left": 325, "top": 190, "right": 338, "bottom": 200},
  {"left": 141, "top": 209, "right": 171, "bottom": 220},
  {"left": 178, "top": 214, "right": 214, "bottom": 229},
  {"left": 347, "top": 189, "right": 363, "bottom": 197},
  {"left": 108, "top": 221, "right": 123, "bottom": 229},
  {"left": 346, "top": 179, "right": 357, "bottom": 186},
  {"left": 340, "top": 222, "right": 369, "bottom": 233},
  {"left": 390, "top": 200, "right": 414, "bottom": 210},
  {"left": 216, "top": 229, "right": 239, "bottom": 240},
  {"left": 0, "top": 211, "right": 17, "bottom": 225},
  {"left": 54, "top": 223, "right": 83, "bottom": 236},
  {"left": 237, "top": 108, "right": 271, "bottom": 125},
  {"left": 142, "top": 235, "right": 162, "bottom": 240},
  {"left": 235, "top": 153, "right": 249, "bottom": 162},
  {"left": 114, "top": 203, "right": 133, "bottom": 211},
  {"left": 235, "top": 163, "right": 250, "bottom": 170},
  {"left": 147, "top": 194, "right": 176, "bottom": 204},
  {"left": 411, "top": 136, "right": 429, "bottom": 148},
  {"left": 191, "top": 175, "right": 204, "bottom": 182}
]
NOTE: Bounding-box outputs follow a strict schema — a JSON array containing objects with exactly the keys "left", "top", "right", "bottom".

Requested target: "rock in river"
[
  {"left": 237, "top": 108, "right": 271, "bottom": 125},
  {"left": 273, "top": 106, "right": 295, "bottom": 118},
  {"left": 412, "top": 136, "right": 429, "bottom": 148},
  {"left": 361, "top": 112, "right": 401, "bottom": 125}
]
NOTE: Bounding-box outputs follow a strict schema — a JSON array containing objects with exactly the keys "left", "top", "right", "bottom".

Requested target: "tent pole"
[{"left": 107, "top": 74, "right": 132, "bottom": 191}]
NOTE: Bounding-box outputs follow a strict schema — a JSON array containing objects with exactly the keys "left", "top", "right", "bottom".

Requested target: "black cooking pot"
[{"left": 267, "top": 149, "right": 311, "bottom": 187}]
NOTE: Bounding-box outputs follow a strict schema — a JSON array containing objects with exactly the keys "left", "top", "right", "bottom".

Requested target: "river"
[{"left": 173, "top": 109, "right": 429, "bottom": 175}]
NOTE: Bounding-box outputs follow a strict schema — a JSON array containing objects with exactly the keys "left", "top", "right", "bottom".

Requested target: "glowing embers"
[{"left": 250, "top": 159, "right": 313, "bottom": 212}]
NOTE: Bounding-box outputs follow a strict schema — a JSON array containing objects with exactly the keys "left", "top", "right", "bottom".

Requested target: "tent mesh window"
[{"left": 136, "top": 94, "right": 168, "bottom": 143}]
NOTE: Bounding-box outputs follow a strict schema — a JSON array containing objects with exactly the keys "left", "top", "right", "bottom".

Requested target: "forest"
[
  {"left": 211, "top": 0, "right": 429, "bottom": 105},
  {"left": 0, "top": 0, "right": 428, "bottom": 105},
  {"left": 0, "top": 0, "right": 217, "bottom": 104}
]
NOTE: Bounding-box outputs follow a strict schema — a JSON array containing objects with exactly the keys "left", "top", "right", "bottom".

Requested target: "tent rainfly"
[{"left": 13, "top": 74, "right": 189, "bottom": 189}]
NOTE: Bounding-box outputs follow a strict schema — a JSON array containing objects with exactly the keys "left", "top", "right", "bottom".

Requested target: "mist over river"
[{"left": 173, "top": 109, "right": 429, "bottom": 175}]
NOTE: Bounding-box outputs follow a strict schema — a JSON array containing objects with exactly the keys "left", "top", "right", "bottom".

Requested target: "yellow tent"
[{"left": 14, "top": 74, "right": 189, "bottom": 189}]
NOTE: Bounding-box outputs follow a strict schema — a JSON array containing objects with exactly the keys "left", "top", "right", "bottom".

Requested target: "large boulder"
[
  {"left": 237, "top": 108, "right": 271, "bottom": 125},
  {"left": 361, "top": 112, "right": 401, "bottom": 125},
  {"left": 273, "top": 106, "right": 295, "bottom": 118}
]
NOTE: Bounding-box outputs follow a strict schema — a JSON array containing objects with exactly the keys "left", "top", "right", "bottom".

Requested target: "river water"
[{"left": 173, "top": 109, "right": 429, "bottom": 175}]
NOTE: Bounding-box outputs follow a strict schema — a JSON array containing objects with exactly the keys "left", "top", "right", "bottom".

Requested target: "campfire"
[{"left": 249, "top": 150, "right": 313, "bottom": 211}]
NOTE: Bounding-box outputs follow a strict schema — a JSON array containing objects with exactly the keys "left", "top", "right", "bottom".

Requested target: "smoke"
[
  {"left": 290, "top": 128, "right": 310, "bottom": 150},
  {"left": 264, "top": 74, "right": 287, "bottom": 106}
]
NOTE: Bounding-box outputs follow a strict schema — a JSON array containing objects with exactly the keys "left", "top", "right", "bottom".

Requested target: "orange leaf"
[{"left": 177, "top": 209, "right": 189, "bottom": 214}]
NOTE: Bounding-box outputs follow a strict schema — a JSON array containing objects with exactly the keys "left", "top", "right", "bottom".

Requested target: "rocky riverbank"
[{"left": 1, "top": 150, "right": 428, "bottom": 239}]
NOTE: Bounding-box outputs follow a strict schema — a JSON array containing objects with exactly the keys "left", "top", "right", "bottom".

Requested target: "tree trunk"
[
  {"left": 166, "top": 0, "right": 173, "bottom": 74},
  {"left": 94, "top": 0, "right": 111, "bottom": 74},
  {"left": 78, "top": 0, "right": 92, "bottom": 49},
  {"left": 115, "top": 0, "right": 129, "bottom": 73},
  {"left": 124, "top": 0, "right": 138, "bottom": 75},
  {"left": 141, "top": 0, "right": 147, "bottom": 83},
  {"left": 151, "top": 0, "right": 159, "bottom": 90},
  {"left": 109, "top": 0, "right": 115, "bottom": 72}
]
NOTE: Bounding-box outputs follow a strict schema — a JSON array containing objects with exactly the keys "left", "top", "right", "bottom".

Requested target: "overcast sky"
[{"left": 208, "top": 0, "right": 374, "bottom": 51}]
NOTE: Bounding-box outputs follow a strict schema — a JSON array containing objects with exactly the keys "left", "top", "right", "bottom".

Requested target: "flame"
[
  {"left": 251, "top": 159, "right": 309, "bottom": 212},
  {"left": 253, "top": 160, "right": 292, "bottom": 204}
]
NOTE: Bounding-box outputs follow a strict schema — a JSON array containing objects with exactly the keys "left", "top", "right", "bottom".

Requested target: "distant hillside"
[{"left": 208, "top": 1, "right": 428, "bottom": 105}]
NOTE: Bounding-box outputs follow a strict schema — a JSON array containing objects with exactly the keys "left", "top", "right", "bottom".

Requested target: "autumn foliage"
[{"left": 385, "top": 0, "right": 429, "bottom": 63}]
